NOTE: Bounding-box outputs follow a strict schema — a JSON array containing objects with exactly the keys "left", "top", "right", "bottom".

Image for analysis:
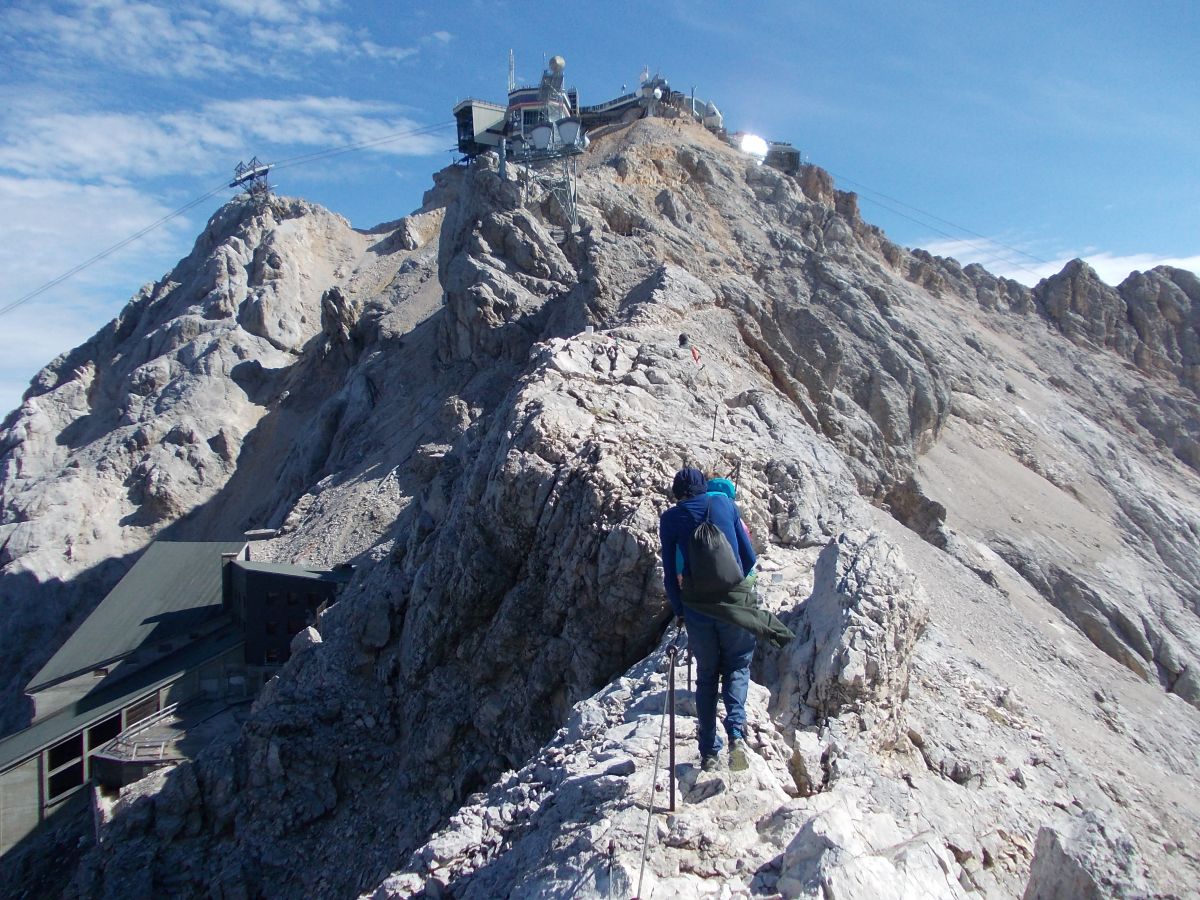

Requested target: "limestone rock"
[
  {"left": 0, "top": 193, "right": 423, "bottom": 734},
  {"left": 771, "top": 530, "right": 928, "bottom": 741},
  {"left": 1022, "top": 811, "right": 1151, "bottom": 899},
  {"left": 1035, "top": 259, "right": 1200, "bottom": 397},
  {"left": 290, "top": 626, "right": 322, "bottom": 654}
]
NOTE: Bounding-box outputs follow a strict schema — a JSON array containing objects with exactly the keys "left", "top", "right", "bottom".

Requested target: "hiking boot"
[
  {"left": 701, "top": 754, "right": 720, "bottom": 773},
  {"left": 729, "top": 738, "right": 750, "bottom": 772}
]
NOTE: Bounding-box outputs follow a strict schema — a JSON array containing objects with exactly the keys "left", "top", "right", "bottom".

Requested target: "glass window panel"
[
  {"left": 87, "top": 714, "right": 122, "bottom": 749},
  {"left": 47, "top": 733, "right": 83, "bottom": 770},
  {"left": 48, "top": 761, "right": 84, "bottom": 799}
]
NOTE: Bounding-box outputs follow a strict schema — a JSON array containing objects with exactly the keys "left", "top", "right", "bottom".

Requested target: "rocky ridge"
[
  {"left": 0, "top": 115, "right": 1197, "bottom": 897},
  {"left": 0, "top": 194, "right": 445, "bottom": 732}
]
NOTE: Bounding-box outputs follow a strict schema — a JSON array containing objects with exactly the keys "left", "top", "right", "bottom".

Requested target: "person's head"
[
  {"left": 707, "top": 477, "right": 736, "bottom": 499},
  {"left": 671, "top": 467, "right": 707, "bottom": 500}
]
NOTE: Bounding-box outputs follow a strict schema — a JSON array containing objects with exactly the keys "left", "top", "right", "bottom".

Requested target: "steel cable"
[
  {"left": 0, "top": 120, "right": 455, "bottom": 318},
  {"left": 822, "top": 167, "right": 1052, "bottom": 282},
  {"left": 0, "top": 186, "right": 227, "bottom": 317}
]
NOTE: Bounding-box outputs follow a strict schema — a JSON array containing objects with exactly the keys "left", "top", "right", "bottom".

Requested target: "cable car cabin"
[{"left": 453, "top": 99, "right": 507, "bottom": 158}]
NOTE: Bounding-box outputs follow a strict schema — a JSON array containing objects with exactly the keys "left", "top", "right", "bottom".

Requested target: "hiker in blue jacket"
[{"left": 660, "top": 467, "right": 757, "bottom": 772}]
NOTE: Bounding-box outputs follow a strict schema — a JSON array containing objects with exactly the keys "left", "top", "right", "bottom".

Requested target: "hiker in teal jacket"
[{"left": 660, "top": 467, "right": 758, "bottom": 772}]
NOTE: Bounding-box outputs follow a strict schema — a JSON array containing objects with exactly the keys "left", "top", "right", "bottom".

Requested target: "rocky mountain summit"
[{"left": 2, "top": 115, "right": 1198, "bottom": 897}]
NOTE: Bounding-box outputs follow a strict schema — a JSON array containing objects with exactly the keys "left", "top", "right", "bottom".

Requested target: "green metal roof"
[
  {"left": 27, "top": 541, "right": 247, "bottom": 693},
  {"left": 0, "top": 624, "right": 243, "bottom": 774}
]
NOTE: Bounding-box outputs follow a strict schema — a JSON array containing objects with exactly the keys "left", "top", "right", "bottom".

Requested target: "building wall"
[
  {"left": 0, "top": 757, "right": 41, "bottom": 856},
  {"left": 237, "top": 571, "right": 339, "bottom": 666},
  {"left": 31, "top": 672, "right": 107, "bottom": 723}
]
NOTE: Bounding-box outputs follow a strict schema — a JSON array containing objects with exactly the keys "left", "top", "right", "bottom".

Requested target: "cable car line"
[
  {"left": 0, "top": 120, "right": 456, "bottom": 319},
  {"left": 849, "top": 191, "right": 1049, "bottom": 284},
  {"left": 0, "top": 185, "right": 228, "bottom": 318},
  {"left": 268, "top": 121, "right": 454, "bottom": 172},
  {"left": 822, "top": 167, "right": 1054, "bottom": 280}
]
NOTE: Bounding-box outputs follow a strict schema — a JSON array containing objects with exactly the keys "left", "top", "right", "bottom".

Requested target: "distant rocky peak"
[{"left": 1034, "top": 257, "right": 1200, "bottom": 396}]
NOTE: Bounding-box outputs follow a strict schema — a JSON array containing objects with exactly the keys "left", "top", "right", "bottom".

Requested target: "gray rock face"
[
  {"left": 1037, "top": 260, "right": 1200, "bottom": 396},
  {"left": 1, "top": 116, "right": 1198, "bottom": 898},
  {"left": 770, "top": 530, "right": 928, "bottom": 739},
  {"left": 1023, "top": 811, "right": 1152, "bottom": 899}
]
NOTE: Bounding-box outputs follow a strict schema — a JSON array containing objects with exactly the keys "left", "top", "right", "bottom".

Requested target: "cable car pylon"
[{"left": 229, "top": 157, "right": 273, "bottom": 198}]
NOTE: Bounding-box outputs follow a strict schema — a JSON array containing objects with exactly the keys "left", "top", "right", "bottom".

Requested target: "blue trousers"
[{"left": 686, "top": 614, "right": 756, "bottom": 758}]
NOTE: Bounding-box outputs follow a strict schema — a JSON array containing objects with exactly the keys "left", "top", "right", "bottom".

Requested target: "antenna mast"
[{"left": 508, "top": 49, "right": 516, "bottom": 92}]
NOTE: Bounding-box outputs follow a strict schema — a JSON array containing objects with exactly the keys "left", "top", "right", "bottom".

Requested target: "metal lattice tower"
[
  {"left": 229, "top": 157, "right": 273, "bottom": 199},
  {"left": 508, "top": 55, "right": 587, "bottom": 237}
]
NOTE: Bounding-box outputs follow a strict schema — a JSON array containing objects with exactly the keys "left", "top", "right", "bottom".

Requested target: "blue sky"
[{"left": 1, "top": 0, "right": 1197, "bottom": 416}]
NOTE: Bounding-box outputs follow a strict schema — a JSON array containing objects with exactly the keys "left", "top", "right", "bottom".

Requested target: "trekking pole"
[{"left": 667, "top": 644, "right": 677, "bottom": 813}]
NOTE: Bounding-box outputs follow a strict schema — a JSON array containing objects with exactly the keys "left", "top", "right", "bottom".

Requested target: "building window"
[
  {"left": 47, "top": 761, "right": 85, "bottom": 801},
  {"left": 87, "top": 714, "right": 122, "bottom": 750},
  {"left": 46, "top": 733, "right": 87, "bottom": 802},
  {"left": 47, "top": 733, "right": 83, "bottom": 771}
]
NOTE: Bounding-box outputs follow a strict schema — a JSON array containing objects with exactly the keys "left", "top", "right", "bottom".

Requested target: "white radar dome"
[{"left": 549, "top": 55, "right": 566, "bottom": 74}]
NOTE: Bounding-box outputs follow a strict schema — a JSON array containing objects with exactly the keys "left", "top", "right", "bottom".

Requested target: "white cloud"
[
  {"left": 430, "top": 30, "right": 452, "bottom": 43},
  {"left": 215, "top": 0, "right": 334, "bottom": 24},
  {"left": 0, "top": 110, "right": 215, "bottom": 181},
  {"left": 920, "top": 238, "right": 1200, "bottom": 288},
  {"left": 249, "top": 18, "right": 347, "bottom": 55},
  {"left": 0, "top": 176, "right": 189, "bottom": 293},
  {"left": 199, "top": 97, "right": 445, "bottom": 156},
  {"left": 1, "top": 0, "right": 420, "bottom": 79},
  {"left": 361, "top": 40, "right": 419, "bottom": 62},
  {"left": 2, "top": 2, "right": 239, "bottom": 78},
  {"left": 0, "top": 96, "right": 443, "bottom": 183}
]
